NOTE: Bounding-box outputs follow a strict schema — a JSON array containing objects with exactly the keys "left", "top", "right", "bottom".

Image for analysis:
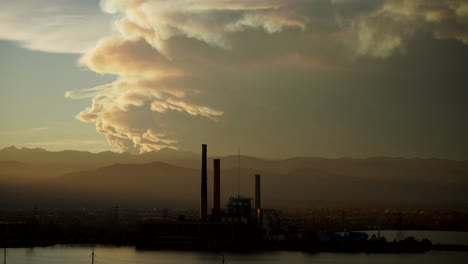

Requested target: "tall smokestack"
[
  {"left": 255, "top": 174, "right": 261, "bottom": 210},
  {"left": 213, "top": 159, "right": 221, "bottom": 210},
  {"left": 200, "top": 144, "right": 207, "bottom": 220}
]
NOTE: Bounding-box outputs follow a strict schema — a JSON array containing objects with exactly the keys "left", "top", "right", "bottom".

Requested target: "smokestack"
[
  {"left": 255, "top": 174, "right": 261, "bottom": 210},
  {"left": 213, "top": 159, "right": 221, "bottom": 210},
  {"left": 200, "top": 144, "right": 207, "bottom": 220}
]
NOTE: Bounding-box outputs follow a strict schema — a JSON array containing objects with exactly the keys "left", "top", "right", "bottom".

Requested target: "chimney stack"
[
  {"left": 255, "top": 174, "right": 261, "bottom": 210},
  {"left": 200, "top": 144, "right": 208, "bottom": 220},
  {"left": 213, "top": 159, "right": 221, "bottom": 211}
]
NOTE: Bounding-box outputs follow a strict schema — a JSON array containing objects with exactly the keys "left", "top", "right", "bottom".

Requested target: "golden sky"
[{"left": 0, "top": 0, "right": 467, "bottom": 159}]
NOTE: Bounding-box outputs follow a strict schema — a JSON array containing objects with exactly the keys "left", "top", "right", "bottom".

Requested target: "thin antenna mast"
[{"left": 237, "top": 146, "right": 240, "bottom": 197}]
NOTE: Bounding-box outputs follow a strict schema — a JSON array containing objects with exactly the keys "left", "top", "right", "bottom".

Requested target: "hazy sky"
[{"left": 0, "top": 0, "right": 467, "bottom": 159}]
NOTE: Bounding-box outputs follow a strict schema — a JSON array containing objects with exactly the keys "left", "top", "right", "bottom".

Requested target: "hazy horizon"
[
  {"left": 1, "top": 144, "right": 467, "bottom": 211},
  {"left": 2, "top": 144, "right": 468, "bottom": 161}
]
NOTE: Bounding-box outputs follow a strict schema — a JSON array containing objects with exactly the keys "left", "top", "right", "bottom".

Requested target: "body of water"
[
  {"left": 4, "top": 247, "right": 468, "bottom": 264},
  {"left": 4, "top": 231, "right": 468, "bottom": 264}
]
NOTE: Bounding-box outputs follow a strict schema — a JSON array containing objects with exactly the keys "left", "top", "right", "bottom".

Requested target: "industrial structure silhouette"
[{"left": 136, "top": 144, "right": 280, "bottom": 248}]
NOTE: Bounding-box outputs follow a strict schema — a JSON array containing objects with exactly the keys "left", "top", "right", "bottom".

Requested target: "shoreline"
[{"left": 2, "top": 241, "right": 468, "bottom": 253}]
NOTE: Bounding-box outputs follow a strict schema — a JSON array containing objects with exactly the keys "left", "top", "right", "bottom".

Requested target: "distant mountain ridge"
[
  {"left": 2, "top": 145, "right": 466, "bottom": 164},
  {"left": 1, "top": 145, "right": 467, "bottom": 183},
  {"left": 1, "top": 145, "right": 468, "bottom": 209},
  {"left": 0, "top": 145, "right": 198, "bottom": 165},
  {"left": 1, "top": 159, "right": 466, "bottom": 210}
]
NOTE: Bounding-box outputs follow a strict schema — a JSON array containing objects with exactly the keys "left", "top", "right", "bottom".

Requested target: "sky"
[{"left": 0, "top": 0, "right": 467, "bottom": 159}]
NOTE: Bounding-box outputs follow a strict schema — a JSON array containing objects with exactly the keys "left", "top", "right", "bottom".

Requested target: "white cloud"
[
  {"left": 65, "top": 0, "right": 468, "bottom": 153},
  {"left": 0, "top": 0, "right": 113, "bottom": 53},
  {"left": 333, "top": 0, "right": 468, "bottom": 58},
  {"left": 2, "top": 0, "right": 462, "bottom": 153},
  {"left": 67, "top": 0, "right": 306, "bottom": 153}
]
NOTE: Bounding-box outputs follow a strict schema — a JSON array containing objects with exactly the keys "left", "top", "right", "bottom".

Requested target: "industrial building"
[{"left": 136, "top": 144, "right": 280, "bottom": 249}]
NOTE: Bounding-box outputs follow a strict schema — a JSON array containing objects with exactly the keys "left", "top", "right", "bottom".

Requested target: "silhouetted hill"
[
  {"left": 2, "top": 146, "right": 467, "bottom": 186},
  {"left": 59, "top": 162, "right": 199, "bottom": 189},
  {"left": 0, "top": 146, "right": 198, "bottom": 180},
  {"left": 54, "top": 162, "right": 201, "bottom": 207},
  {"left": 0, "top": 146, "right": 117, "bottom": 165},
  {"left": 1, "top": 160, "right": 466, "bottom": 210},
  {"left": 140, "top": 148, "right": 198, "bottom": 161},
  {"left": 0, "top": 146, "right": 197, "bottom": 165},
  {"left": 1, "top": 146, "right": 467, "bottom": 209},
  {"left": 0, "top": 160, "right": 27, "bottom": 169}
]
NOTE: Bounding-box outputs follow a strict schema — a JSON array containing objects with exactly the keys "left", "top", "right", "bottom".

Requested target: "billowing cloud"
[
  {"left": 101, "top": 0, "right": 306, "bottom": 55},
  {"left": 3, "top": 0, "right": 466, "bottom": 57},
  {"left": 67, "top": 0, "right": 306, "bottom": 153},
  {"left": 0, "top": 0, "right": 112, "bottom": 53},
  {"left": 63, "top": 0, "right": 468, "bottom": 153},
  {"left": 333, "top": 0, "right": 468, "bottom": 58}
]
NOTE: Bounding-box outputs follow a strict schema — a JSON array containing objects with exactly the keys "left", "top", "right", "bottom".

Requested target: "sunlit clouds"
[
  {"left": 63, "top": 0, "right": 468, "bottom": 153},
  {"left": 332, "top": 0, "right": 468, "bottom": 58},
  {"left": 0, "top": 0, "right": 112, "bottom": 53},
  {"left": 66, "top": 0, "right": 307, "bottom": 153},
  {"left": 1, "top": 0, "right": 467, "bottom": 155}
]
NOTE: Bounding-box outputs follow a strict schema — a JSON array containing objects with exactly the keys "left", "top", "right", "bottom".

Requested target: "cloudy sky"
[{"left": 0, "top": 0, "right": 467, "bottom": 159}]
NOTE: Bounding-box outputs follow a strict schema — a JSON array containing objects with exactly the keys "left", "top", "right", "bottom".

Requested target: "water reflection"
[{"left": 4, "top": 235, "right": 468, "bottom": 264}]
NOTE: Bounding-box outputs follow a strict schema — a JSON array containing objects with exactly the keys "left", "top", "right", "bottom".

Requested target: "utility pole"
[
  {"left": 396, "top": 211, "right": 404, "bottom": 242},
  {"left": 3, "top": 248, "right": 6, "bottom": 264},
  {"left": 91, "top": 248, "right": 94, "bottom": 264},
  {"left": 237, "top": 147, "right": 240, "bottom": 197},
  {"left": 341, "top": 211, "right": 345, "bottom": 231},
  {"left": 115, "top": 205, "right": 119, "bottom": 225},
  {"left": 377, "top": 214, "right": 381, "bottom": 239}
]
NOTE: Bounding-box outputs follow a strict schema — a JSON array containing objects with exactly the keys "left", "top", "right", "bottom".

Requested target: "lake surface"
[
  {"left": 4, "top": 231, "right": 468, "bottom": 264},
  {"left": 4, "top": 246, "right": 468, "bottom": 264}
]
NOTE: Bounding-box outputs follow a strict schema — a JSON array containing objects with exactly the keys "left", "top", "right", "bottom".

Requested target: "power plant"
[
  {"left": 200, "top": 144, "right": 208, "bottom": 221},
  {"left": 136, "top": 144, "right": 280, "bottom": 249}
]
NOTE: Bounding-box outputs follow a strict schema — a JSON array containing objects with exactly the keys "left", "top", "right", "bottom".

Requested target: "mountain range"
[{"left": 1, "top": 146, "right": 467, "bottom": 210}]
